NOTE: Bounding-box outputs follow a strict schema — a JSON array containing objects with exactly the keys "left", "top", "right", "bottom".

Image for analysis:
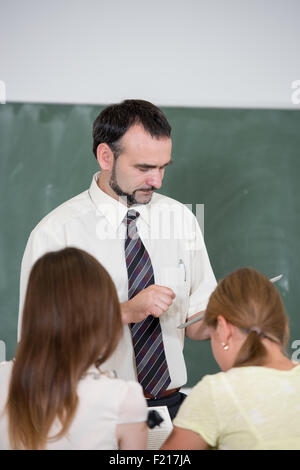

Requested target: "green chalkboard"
[{"left": 0, "top": 103, "right": 300, "bottom": 386}]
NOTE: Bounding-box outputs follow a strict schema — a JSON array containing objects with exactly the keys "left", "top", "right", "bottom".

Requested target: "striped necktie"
[{"left": 124, "top": 209, "right": 171, "bottom": 398}]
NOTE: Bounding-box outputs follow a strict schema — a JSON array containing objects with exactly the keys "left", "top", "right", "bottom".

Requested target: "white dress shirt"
[
  {"left": 19, "top": 172, "right": 217, "bottom": 389},
  {"left": 0, "top": 361, "right": 147, "bottom": 450}
]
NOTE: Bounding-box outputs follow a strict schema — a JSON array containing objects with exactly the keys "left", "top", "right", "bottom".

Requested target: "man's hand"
[
  {"left": 185, "top": 311, "right": 211, "bottom": 340},
  {"left": 121, "top": 285, "right": 175, "bottom": 324}
]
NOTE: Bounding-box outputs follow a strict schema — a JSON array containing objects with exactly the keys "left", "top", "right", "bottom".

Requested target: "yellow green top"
[{"left": 174, "top": 365, "right": 300, "bottom": 450}]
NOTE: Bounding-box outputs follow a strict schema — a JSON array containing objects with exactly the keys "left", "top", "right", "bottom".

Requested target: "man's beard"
[{"left": 109, "top": 164, "right": 155, "bottom": 206}]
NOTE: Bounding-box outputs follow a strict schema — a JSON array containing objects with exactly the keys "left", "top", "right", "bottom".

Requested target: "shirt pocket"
[{"left": 158, "top": 265, "right": 190, "bottom": 320}]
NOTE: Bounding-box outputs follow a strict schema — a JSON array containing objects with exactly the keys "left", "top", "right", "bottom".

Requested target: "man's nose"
[{"left": 146, "top": 170, "right": 163, "bottom": 189}]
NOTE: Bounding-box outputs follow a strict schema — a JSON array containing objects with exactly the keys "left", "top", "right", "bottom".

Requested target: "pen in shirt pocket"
[{"left": 179, "top": 259, "right": 186, "bottom": 282}]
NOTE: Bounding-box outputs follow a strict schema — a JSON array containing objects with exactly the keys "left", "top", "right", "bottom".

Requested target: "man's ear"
[{"left": 96, "top": 143, "right": 114, "bottom": 171}]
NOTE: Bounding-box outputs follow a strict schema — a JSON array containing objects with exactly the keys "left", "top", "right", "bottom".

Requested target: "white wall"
[{"left": 1, "top": 0, "right": 300, "bottom": 108}]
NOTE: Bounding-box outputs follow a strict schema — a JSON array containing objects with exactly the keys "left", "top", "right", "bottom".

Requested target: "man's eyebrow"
[{"left": 134, "top": 160, "right": 173, "bottom": 169}]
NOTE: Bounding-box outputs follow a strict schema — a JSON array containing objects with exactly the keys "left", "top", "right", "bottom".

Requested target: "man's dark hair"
[{"left": 92, "top": 99, "right": 171, "bottom": 159}]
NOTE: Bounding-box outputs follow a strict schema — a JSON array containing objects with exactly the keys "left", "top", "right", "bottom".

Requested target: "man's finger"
[{"left": 152, "top": 285, "right": 176, "bottom": 298}]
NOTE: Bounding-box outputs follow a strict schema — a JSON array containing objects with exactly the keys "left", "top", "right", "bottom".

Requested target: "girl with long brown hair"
[
  {"left": 0, "top": 248, "right": 147, "bottom": 449},
  {"left": 162, "top": 267, "right": 300, "bottom": 450}
]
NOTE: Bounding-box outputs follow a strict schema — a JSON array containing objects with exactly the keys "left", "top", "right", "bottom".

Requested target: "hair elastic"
[
  {"left": 245, "top": 326, "right": 280, "bottom": 344},
  {"left": 250, "top": 326, "right": 264, "bottom": 336},
  {"left": 241, "top": 326, "right": 265, "bottom": 338}
]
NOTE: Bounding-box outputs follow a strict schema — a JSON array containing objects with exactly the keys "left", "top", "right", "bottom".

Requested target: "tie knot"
[{"left": 124, "top": 209, "right": 140, "bottom": 226}]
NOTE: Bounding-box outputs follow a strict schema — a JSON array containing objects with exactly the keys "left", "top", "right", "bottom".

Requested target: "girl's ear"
[{"left": 216, "top": 315, "right": 233, "bottom": 343}]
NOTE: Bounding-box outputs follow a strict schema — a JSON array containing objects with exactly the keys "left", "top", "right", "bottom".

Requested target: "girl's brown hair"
[
  {"left": 7, "top": 247, "right": 122, "bottom": 449},
  {"left": 205, "top": 267, "right": 290, "bottom": 368}
]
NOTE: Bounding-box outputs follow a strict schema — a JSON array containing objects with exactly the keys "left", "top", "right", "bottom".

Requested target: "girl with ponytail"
[{"left": 163, "top": 268, "right": 300, "bottom": 450}]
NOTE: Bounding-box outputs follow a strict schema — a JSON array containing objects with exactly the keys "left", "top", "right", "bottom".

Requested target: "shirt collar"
[{"left": 88, "top": 172, "right": 151, "bottom": 230}]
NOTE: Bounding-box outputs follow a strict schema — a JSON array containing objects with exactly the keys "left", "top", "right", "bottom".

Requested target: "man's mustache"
[{"left": 136, "top": 187, "right": 156, "bottom": 192}]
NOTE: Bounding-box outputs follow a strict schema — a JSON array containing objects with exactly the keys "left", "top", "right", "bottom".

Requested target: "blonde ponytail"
[{"left": 233, "top": 330, "right": 268, "bottom": 367}]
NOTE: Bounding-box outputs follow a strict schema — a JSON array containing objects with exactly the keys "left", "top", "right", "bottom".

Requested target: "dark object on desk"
[{"left": 147, "top": 410, "right": 164, "bottom": 429}]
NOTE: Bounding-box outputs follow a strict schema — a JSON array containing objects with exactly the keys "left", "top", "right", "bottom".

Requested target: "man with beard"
[{"left": 18, "top": 100, "right": 217, "bottom": 419}]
